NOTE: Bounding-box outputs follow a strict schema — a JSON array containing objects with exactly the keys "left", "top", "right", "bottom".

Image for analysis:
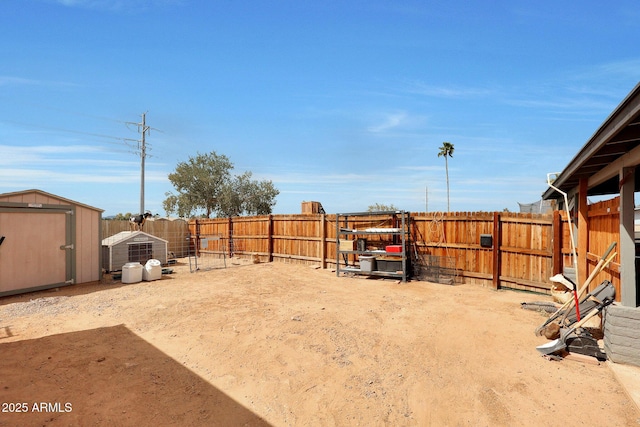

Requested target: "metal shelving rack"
[{"left": 336, "top": 210, "right": 410, "bottom": 282}]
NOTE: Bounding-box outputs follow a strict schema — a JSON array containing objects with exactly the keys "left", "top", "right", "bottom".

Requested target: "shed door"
[{"left": 0, "top": 210, "right": 68, "bottom": 295}]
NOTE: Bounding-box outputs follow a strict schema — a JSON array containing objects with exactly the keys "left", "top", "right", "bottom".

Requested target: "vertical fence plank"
[
  {"left": 320, "top": 214, "right": 327, "bottom": 268},
  {"left": 492, "top": 212, "right": 501, "bottom": 289},
  {"left": 268, "top": 214, "right": 273, "bottom": 262}
]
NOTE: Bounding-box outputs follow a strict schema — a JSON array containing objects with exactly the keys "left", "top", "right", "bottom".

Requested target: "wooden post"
[
  {"left": 194, "top": 218, "right": 200, "bottom": 257},
  {"left": 319, "top": 214, "right": 327, "bottom": 269},
  {"left": 492, "top": 212, "right": 502, "bottom": 289},
  {"left": 553, "top": 210, "right": 562, "bottom": 275},
  {"left": 267, "top": 214, "right": 273, "bottom": 262},
  {"left": 228, "top": 217, "right": 233, "bottom": 257},
  {"left": 578, "top": 178, "right": 589, "bottom": 288},
  {"left": 619, "top": 167, "right": 637, "bottom": 307}
]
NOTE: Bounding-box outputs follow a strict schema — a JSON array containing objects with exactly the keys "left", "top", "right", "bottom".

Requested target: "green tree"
[
  {"left": 163, "top": 151, "right": 279, "bottom": 218},
  {"left": 367, "top": 203, "right": 399, "bottom": 212},
  {"left": 217, "top": 171, "right": 279, "bottom": 217},
  {"left": 437, "top": 141, "right": 454, "bottom": 212},
  {"left": 111, "top": 213, "right": 133, "bottom": 220}
]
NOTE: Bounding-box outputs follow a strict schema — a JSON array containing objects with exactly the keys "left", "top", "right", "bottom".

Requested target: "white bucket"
[
  {"left": 122, "top": 262, "right": 143, "bottom": 284},
  {"left": 143, "top": 259, "right": 162, "bottom": 281}
]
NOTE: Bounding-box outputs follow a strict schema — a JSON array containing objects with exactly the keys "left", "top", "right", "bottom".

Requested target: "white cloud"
[
  {"left": 402, "top": 81, "right": 494, "bottom": 99},
  {"left": 0, "top": 143, "right": 169, "bottom": 191},
  {"left": 271, "top": 171, "right": 377, "bottom": 185},
  {"left": 0, "top": 167, "right": 166, "bottom": 187},
  {"left": 0, "top": 75, "right": 77, "bottom": 88},
  {"left": 367, "top": 112, "right": 407, "bottom": 133},
  {"left": 398, "top": 165, "right": 442, "bottom": 172},
  {"left": 0, "top": 76, "right": 42, "bottom": 86},
  {"left": 0, "top": 144, "right": 116, "bottom": 165},
  {"left": 584, "top": 58, "right": 640, "bottom": 81}
]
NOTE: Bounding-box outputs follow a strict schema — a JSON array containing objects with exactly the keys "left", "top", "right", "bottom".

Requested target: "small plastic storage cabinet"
[{"left": 336, "top": 210, "right": 410, "bottom": 282}]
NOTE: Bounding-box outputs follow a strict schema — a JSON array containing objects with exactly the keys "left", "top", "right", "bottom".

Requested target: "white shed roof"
[{"left": 102, "top": 231, "right": 168, "bottom": 246}]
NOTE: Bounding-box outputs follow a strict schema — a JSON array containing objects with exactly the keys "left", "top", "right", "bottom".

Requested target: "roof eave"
[{"left": 542, "top": 82, "right": 640, "bottom": 200}]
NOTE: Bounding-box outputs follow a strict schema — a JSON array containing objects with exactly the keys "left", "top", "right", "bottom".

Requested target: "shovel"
[{"left": 536, "top": 295, "right": 614, "bottom": 356}]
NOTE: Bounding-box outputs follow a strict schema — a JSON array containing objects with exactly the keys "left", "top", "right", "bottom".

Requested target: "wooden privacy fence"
[
  {"left": 189, "top": 215, "right": 326, "bottom": 263},
  {"left": 410, "top": 212, "right": 557, "bottom": 292},
  {"left": 186, "top": 212, "right": 561, "bottom": 294},
  {"left": 101, "top": 203, "right": 623, "bottom": 297},
  {"left": 582, "top": 197, "right": 621, "bottom": 300}
]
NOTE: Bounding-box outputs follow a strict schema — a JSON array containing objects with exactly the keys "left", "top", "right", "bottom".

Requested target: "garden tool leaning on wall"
[
  {"left": 535, "top": 282, "right": 616, "bottom": 360},
  {"left": 534, "top": 242, "right": 616, "bottom": 338}
]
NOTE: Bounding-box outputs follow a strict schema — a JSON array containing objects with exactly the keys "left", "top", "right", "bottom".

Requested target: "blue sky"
[{"left": 2, "top": 0, "right": 639, "bottom": 216}]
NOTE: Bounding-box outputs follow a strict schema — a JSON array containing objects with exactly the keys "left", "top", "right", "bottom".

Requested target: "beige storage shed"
[{"left": 0, "top": 189, "right": 103, "bottom": 297}]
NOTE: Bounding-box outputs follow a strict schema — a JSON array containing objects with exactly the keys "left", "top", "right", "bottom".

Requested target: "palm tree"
[{"left": 437, "top": 142, "right": 454, "bottom": 212}]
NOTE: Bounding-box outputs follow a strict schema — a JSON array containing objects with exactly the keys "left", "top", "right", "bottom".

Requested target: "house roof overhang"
[{"left": 542, "top": 82, "right": 640, "bottom": 200}]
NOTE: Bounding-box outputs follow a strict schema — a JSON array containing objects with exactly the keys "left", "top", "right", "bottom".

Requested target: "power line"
[
  {"left": 4, "top": 111, "right": 160, "bottom": 215},
  {"left": 0, "top": 97, "right": 131, "bottom": 125},
  {"left": 0, "top": 119, "right": 137, "bottom": 147}
]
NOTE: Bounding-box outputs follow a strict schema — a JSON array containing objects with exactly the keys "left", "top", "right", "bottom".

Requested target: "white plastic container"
[
  {"left": 122, "top": 262, "right": 143, "bottom": 284},
  {"left": 143, "top": 259, "right": 162, "bottom": 281},
  {"left": 359, "top": 255, "right": 376, "bottom": 272}
]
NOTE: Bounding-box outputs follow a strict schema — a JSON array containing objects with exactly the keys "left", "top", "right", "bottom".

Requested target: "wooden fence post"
[
  {"left": 267, "top": 214, "right": 274, "bottom": 262},
  {"left": 228, "top": 217, "right": 233, "bottom": 257},
  {"left": 553, "top": 210, "right": 562, "bottom": 275},
  {"left": 492, "top": 212, "right": 502, "bottom": 289},
  {"left": 195, "top": 218, "right": 202, "bottom": 257},
  {"left": 320, "top": 214, "right": 327, "bottom": 269}
]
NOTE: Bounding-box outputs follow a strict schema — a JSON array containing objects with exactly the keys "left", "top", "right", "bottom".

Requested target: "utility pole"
[
  {"left": 125, "top": 112, "right": 152, "bottom": 215},
  {"left": 137, "top": 113, "right": 150, "bottom": 215}
]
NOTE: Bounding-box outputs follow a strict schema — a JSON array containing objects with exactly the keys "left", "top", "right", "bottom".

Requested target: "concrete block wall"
[{"left": 604, "top": 304, "right": 640, "bottom": 367}]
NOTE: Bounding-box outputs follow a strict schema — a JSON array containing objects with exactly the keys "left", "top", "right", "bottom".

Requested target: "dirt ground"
[{"left": 1, "top": 260, "right": 639, "bottom": 427}]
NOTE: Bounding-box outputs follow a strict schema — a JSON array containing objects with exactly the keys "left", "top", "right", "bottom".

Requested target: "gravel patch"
[{"left": 0, "top": 296, "right": 78, "bottom": 320}]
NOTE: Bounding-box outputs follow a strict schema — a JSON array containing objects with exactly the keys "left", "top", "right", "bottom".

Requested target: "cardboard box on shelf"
[{"left": 339, "top": 240, "right": 356, "bottom": 251}]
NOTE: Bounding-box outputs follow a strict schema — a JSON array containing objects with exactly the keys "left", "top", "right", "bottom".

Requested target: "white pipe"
[{"left": 547, "top": 173, "right": 580, "bottom": 286}]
